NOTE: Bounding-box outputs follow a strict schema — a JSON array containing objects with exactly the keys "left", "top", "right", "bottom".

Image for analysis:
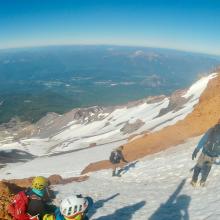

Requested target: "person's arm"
[
  {"left": 192, "top": 129, "right": 211, "bottom": 160},
  {"left": 120, "top": 151, "right": 128, "bottom": 163}
]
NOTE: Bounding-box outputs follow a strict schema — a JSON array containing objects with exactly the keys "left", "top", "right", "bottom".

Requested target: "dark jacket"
[
  {"left": 110, "top": 149, "right": 127, "bottom": 164},
  {"left": 26, "top": 188, "right": 47, "bottom": 218}
]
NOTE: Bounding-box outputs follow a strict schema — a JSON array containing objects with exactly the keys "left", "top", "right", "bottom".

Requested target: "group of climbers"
[
  {"left": 6, "top": 145, "right": 129, "bottom": 220},
  {"left": 7, "top": 176, "right": 93, "bottom": 220},
  {"left": 6, "top": 145, "right": 129, "bottom": 219}
]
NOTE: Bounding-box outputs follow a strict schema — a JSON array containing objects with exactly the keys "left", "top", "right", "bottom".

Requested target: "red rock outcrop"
[{"left": 0, "top": 182, "right": 24, "bottom": 220}]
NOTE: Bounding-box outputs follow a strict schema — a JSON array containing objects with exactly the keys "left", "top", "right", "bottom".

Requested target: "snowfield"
[
  {"left": 53, "top": 135, "right": 220, "bottom": 220},
  {"left": 2, "top": 135, "right": 220, "bottom": 219}
]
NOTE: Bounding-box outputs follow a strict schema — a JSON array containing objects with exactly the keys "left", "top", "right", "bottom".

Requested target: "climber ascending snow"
[
  {"left": 109, "top": 145, "right": 129, "bottom": 177},
  {"left": 191, "top": 119, "right": 220, "bottom": 187}
]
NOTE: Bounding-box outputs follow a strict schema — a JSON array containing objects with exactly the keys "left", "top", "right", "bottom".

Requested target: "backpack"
[
  {"left": 110, "top": 150, "right": 121, "bottom": 163},
  {"left": 7, "top": 191, "right": 31, "bottom": 220},
  {"left": 204, "top": 125, "right": 220, "bottom": 157}
]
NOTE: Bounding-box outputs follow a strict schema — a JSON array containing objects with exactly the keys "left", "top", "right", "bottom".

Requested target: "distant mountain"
[{"left": 0, "top": 45, "right": 219, "bottom": 123}]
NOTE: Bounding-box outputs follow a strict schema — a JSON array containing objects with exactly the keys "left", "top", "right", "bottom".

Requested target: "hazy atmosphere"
[{"left": 1, "top": 0, "right": 220, "bottom": 55}]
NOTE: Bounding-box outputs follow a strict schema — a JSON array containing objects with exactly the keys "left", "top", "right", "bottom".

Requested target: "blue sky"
[{"left": 1, "top": 0, "right": 220, "bottom": 55}]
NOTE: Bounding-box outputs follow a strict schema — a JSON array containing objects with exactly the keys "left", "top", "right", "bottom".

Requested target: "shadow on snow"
[
  {"left": 0, "top": 149, "right": 35, "bottom": 169},
  {"left": 94, "top": 201, "right": 146, "bottom": 220},
  {"left": 117, "top": 160, "right": 139, "bottom": 176},
  {"left": 88, "top": 193, "right": 120, "bottom": 218},
  {"left": 149, "top": 179, "right": 191, "bottom": 220}
]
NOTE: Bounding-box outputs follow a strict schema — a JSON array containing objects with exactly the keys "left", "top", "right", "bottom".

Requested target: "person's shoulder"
[
  {"left": 55, "top": 208, "right": 64, "bottom": 220},
  {"left": 25, "top": 187, "right": 32, "bottom": 195},
  {"left": 26, "top": 188, "right": 39, "bottom": 198},
  {"left": 115, "top": 150, "right": 122, "bottom": 155},
  {"left": 83, "top": 215, "right": 89, "bottom": 220},
  {"left": 214, "top": 124, "right": 220, "bottom": 131},
  {"left": 28, "top": 189, "right": 43, "bottom": 200}
]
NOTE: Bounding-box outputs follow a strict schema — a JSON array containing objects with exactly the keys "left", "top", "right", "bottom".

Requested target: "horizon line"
[{"left": 0, "top": 43, "right": 220, "bottom": 57}]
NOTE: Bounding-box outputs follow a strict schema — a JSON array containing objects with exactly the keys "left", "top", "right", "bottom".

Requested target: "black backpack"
[
  {"left": 204, "top": 125, "right": 220, "bottom": 156},
  {"left": 109, "top": 150, "right": 121, "bottom": 163}
]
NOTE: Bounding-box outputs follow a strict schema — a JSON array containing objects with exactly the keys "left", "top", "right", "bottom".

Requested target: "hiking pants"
[
  {"left": 192, "top": 152, "right": 216, "bottom": 182},
  {"left": 112, "top": 163, "right": 121, "bottom": 176}
]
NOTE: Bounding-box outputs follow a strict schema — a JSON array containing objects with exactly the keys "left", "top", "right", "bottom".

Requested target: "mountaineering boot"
[
  {"left": 199, "top": 180, "right": 206, "bottom": 187},
  {"left": 190, "top": 180, "right": 197, "bottom": 187},
  {"left": 112, "top": 170, "right": 116, "bottom": 177},
  {"left": 191, "top": 165, "right": 201, "bottom": 187}
]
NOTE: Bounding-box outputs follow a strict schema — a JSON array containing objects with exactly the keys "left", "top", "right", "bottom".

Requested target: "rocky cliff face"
[
  {"left": 158, "top": 89, "right": 188, "bottom": 116},
  {"left": 0, "top": 118, "right": 31, "bottom": 144}
]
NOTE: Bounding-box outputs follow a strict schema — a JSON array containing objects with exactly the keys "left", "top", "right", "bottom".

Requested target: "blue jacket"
[
  {"left": 196, "top": 129, "right": 211, "bottom": 151},
  {"left": 55, "top": 209, "right": 64, "bottom": 220}
]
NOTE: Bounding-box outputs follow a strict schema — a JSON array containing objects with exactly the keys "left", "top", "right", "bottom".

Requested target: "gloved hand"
[{"left": 192, "top": 148, "right": 199, "bottom": 160}]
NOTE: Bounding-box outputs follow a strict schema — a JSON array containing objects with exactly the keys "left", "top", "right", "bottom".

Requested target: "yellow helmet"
[
  {"left": 32, "top": 176, "right": 48, "bottom": 191},
  {"left": 43, "top": 214, "right": 55, "bottom": 220}
]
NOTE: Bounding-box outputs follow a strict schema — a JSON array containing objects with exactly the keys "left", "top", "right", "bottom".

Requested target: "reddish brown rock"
[{"left": 0, "top": 181, "right": 23, "bottom": 220}]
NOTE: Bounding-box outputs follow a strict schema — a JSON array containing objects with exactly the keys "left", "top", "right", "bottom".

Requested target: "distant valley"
[{"left": 0, "top": 45, "right": 219, "bottom": 123}]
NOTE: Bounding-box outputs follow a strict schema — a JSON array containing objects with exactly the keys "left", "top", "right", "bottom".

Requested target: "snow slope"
[
  {"left": 52, "top": 136, "right": 220, "bottom": 220},
  {"left": 2, "top": 136, "right": 208, "bottom": 219},
  {"left": 0, "top": 139, "right": 125, "bottom": 178},
  {"left": 2, "top": 134, "right": 220, "bottom": 219}
]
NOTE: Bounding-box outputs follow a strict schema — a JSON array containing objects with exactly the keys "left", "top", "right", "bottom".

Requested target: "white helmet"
[{"left": 60, "top": 195, "right": 89, "bottom": 217}]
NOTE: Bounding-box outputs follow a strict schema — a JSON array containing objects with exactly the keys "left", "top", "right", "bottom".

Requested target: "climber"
[
  {"left": 54, "top": 194, "right": 93, "bottom": 220},
  {"left": 109, "top": 145, "right": 129, "bottom": 177},
  {"left": 191, "top": 119, "right": 220, "bottom": 187},
  {"left": 8, "top": 176, "right": 54, "bottom": 220}
]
